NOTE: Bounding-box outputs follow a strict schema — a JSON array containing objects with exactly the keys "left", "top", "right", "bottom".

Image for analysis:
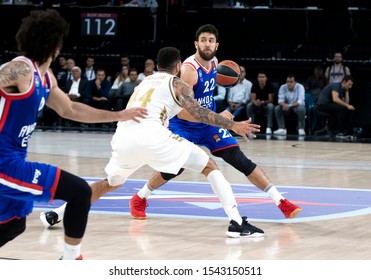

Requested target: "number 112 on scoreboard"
[{"left": 81, "top": 12, "right": 118, "bottom": 36}]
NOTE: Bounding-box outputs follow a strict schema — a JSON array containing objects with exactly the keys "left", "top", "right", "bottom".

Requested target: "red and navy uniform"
[
  {"left": 0, "top": 56, "right": 60, "bottom": 223},
  {"left": 169, "top": 55, "right": 239, "bottom": 153}
]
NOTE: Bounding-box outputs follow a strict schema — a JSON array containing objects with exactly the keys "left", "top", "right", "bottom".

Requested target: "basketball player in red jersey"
[{"left": 0, "top": 9, "right": 146, "bottom": 259}]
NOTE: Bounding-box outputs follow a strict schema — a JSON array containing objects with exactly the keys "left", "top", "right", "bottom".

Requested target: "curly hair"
[{"left": 15, "top": 9, "right": 69, "bottom": 65}]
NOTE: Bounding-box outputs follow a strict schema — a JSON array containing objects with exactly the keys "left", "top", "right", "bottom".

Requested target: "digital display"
[{"left": 81, "top": 12, "right": 118, "bottom": 36}]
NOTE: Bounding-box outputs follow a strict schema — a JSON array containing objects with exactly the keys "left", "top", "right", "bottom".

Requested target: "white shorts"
[{"left": 105, "top": 122, "right": 209, "bottom": 186}]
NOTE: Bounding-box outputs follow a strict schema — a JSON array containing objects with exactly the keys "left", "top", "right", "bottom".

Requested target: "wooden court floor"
[{"left": 1, "top": 130, "right": 371, "bottom": 260}]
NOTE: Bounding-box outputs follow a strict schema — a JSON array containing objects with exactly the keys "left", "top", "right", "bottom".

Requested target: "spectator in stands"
[
  {"left": 87, "top": 68, "right": 111, "bottom": 111},
  {"left": 83, "top": 56, "right": 96, "bottom": 81},
  {"left": 120, "top": 53, "right": 131, "bottom": 69},
  {"left": 274, "top": 74, "right": 306, "bottom": 136},
  {"left": 305, "top": 64, "right": 327, "bottom": 104},
  {"left": 137, "top": 58, "right": 156, "bottom": 82},
  {"left": 43, "top": 56, "right": 69, "bottom": 128},
  {"left": 138, "top": 66, "right": 155, "bottom": 83},
  {"left": 65, "top": 66, "right": 89, "bottom": 104},
  {"left": 110, "top": 65, "right": 130, "bottom": 96},
  {"left": 317, "top": 75, "right": 355, "bottom": 138},
  {"left": 64, "top": 66, "right": 89, "bottom": 127},
  {"left": 325, "top": 52, "right": 351, "bottom": 84},
  {"left": 54, "top": 56, "right": 68, "bottom": 91},
  {"left": 109, "top": 53, "right": 132, "bottom": 84},
  {"left": 219, "top": 65, "right": 252, "bottom": 121},
  {"left": 246, "top": 71, "right": 275, "bottom": 134},
  {"left": 65, "top": 58, "right": 76, "bottom": 84},
  {"left": 111, "top": 68, "right": 139, "bottom": 111}
]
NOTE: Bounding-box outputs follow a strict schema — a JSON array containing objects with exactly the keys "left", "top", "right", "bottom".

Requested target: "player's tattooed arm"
[
  {"left": 174, "top": 77, "right": 234, "bottom": 130},
  {"left": 0, "top": 61, "right": 32, "bottom": 89}
]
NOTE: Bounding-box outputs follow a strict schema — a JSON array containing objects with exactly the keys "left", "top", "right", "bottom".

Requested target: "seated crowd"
[
  {"left": 215, "top": 60, "right": 358, "bottom": 138},
  {"left": 38, "top": 54, "right": 155, "bottom": 130},
  {"left": 39, "top": 53, "right": 359, "bottom": 138}
]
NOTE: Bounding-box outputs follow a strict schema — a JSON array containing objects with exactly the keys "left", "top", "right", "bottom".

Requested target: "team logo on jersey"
[
  {"left": 213, "top": 134, "right": 221, "bottom": 142},
  {"left": 34, "top": 75, "right": 40, "bottom": 87},
  {"left": 198, "top": 70, "right": 204, "bottom": 83}
]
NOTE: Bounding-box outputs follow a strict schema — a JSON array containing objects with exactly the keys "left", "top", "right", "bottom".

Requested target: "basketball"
[{"left": 216, "top": 60, "right": 241, "bottom": 88}]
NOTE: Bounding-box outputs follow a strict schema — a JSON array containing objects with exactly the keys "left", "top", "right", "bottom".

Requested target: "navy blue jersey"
[
  {"left": 0, "top": 56, "right": 60, "bottom": 223},
  {"left": 0, "top": 56, "right": 50, "bottom": 159},
  {"left": 169, "top": 55, "right": 238, "bottom": 153},
  {"left": 170, "top": 55, "right": 218, "bottom": 130}
]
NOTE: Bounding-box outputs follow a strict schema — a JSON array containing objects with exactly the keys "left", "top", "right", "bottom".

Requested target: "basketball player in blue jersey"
[
  {"left": 0, "top": 9, "right": 146, "bottom": 259},
  {"left": 128, "top": 24, "right": 302, "bottom": 234},
  {"left": 44, "top": 24, "right": 302, "bottom": 237}
]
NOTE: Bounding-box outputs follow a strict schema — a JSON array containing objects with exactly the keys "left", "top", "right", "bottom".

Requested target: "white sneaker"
[
  {"left": 266, "top": 127, "right": 272, "bottom": 134},
  {"left": 298, "top": 129, "right": 306, "bottom": 136},
  {"left": 40, "top": 211, "right": 61, "bottom": 228},
  {"left": 40, "top": 203, "right": 66, "bottom": 228},
  {"left": 273, "top": 128, "right": 287, "bottom": 135}
]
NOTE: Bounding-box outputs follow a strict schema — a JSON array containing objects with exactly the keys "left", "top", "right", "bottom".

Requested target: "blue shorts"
[
  {"left": 0, "top": 157, "right": 60, "bottom": 222},
  {"left": 169, "top": 123, "right": 239, "bottom": 153}
]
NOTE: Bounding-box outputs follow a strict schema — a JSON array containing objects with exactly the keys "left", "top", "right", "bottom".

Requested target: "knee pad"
[
  {"left": 213, "top": 146, "right": 256, "bottom": 176},
  {"left": 56, "top": 171, "right": 91, "bottom": 239},
  {"left": 0, "top": 217, "right": 26, "bottom": 247},
  {"left": 160, "top": 168, "right": 185, "bottom": 181},
  {"left": 56, "top": 170, "right": 92, "bottom": 204}
]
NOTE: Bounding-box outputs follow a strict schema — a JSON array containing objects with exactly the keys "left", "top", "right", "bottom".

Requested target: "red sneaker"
[
  {"left": 278, "top": 199, "right": 302, "bottom": 219},
  {"left": 129, "top": 194, "right": 148, "bottom": 219}
]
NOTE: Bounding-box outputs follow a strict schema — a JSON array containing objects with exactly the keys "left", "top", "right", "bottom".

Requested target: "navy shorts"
[
  {"left": 169, "top": 123, "right": 239, "bottom": 153},
  {"left": 0, "top": 157, "right": 60, "bottom": 222}
]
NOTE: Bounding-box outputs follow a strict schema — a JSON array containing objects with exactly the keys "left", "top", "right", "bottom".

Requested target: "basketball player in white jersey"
[{"left": 43, "top": 47, "right": 265, "bottom": 237}]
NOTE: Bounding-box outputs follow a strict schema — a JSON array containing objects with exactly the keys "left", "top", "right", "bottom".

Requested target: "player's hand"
[
  {"left": 219, "top": 110, "right": 234, "bottom": 120},
  {"left": 120, "top": 107, "right": 148, "bottom": 123},
  {"left": 231, "top": 118, "right": 260, "bottom": 141}
]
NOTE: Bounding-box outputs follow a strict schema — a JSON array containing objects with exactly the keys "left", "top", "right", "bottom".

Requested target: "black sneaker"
[
  {"left": 40, "top": 211, "right": 61, "bottom": 227},
  {"left": 226, "top": 216, "right": 264, "bottom": 238}
]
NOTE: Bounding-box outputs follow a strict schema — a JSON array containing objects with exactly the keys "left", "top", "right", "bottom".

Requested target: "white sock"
[
  {"left": 264, "top": 184, "right": 284, "bottom": 205},
  {"left": 63, "top": 242, "right": 81, "bottom": 260},
  {"left": 207, "top": 170, "right": 242, "bottom": 225},
  {"left": 137, "top": 183, "right": 154, "bottom": 199}
]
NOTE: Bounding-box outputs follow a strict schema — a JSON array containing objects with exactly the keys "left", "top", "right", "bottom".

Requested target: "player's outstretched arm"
[
  {"left": 46, "top": 71, "right": 147, "bottom": 123},
  {"left": 175, "top": 77, "right": 259, "bottom": 140}
]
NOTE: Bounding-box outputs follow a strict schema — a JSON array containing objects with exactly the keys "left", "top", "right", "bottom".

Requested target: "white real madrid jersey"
[{"left": 117, "top": 72, "right": 183, "bottom": 128}]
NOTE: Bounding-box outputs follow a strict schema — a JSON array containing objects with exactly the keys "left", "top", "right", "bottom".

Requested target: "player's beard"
[{"left": 198, "top": 47, "right": 216, "bottom": 61}]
